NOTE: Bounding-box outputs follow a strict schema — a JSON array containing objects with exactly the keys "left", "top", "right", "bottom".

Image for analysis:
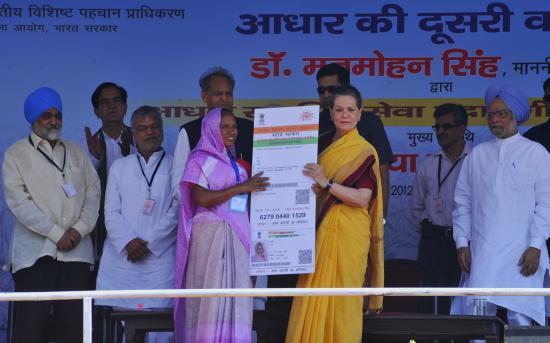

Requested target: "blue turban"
[
  {"left": 484, "top": 84, "right": 530, "bottom": 124},
  {"left": 24, "top": 87, "right": 62, "bottom": 125}
]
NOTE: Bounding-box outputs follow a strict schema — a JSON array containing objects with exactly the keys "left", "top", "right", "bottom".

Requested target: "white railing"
[{"left": 2, "top": 287, "right": 549, "bottom": 343}]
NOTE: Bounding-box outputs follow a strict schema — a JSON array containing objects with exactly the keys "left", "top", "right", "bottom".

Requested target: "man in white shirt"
[
  {"left": 96, "top": 106, "right": 178, "bottom": 342},
  {"left": 83, "top": 82, "right": 135, "bottom": 265},
  {"left": 452, "top": 84, "right": 550, "bottom": 326},
  {"left": 412, "top": 103, "right": 469, "bottom": 314},
  {"left": 3, "top": 87, "right": 100, "bottom": 343}
]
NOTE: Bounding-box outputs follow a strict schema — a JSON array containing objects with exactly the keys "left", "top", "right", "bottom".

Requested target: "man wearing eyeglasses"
[
  {"left": 316, "top": 63, "right": 393, "bottom": 218},
  {"left": 451, "top": 85, "right": 550, "bottom": 327},
  {"left": 523, "top": 77, "right": 550, "bottom": 256},
  {"left": 411, "top": 103, "right": 469, "bottom": 314},
  {"left": 3, "top": 87, "right": 100, "bottom": 342}
]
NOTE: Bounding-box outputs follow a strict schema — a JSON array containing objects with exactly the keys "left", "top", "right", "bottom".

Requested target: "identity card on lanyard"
[
  {"left": 229, "top": 155, "right": 248, "bottom": 213},
  {"left": 137, "top": 151, "right": 166, "bottom": 215}
]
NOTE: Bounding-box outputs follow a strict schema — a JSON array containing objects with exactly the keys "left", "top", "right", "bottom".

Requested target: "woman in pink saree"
[{"left": 174, "top": 108, "right": 269, "bottom": 343}]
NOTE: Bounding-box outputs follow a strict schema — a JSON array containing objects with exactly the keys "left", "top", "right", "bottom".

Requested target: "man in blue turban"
[
  {"left": 23, "top": 87, "right": 63, "bottom": 146},
  {"left": 24, "top": 86, "right": 62, "bottom": 124},
  {"left": 451, "top": 84, "right": 550, "bottom": 326},
  {"left": 3, "top": 87, "right": 100, "bottom": 342}
]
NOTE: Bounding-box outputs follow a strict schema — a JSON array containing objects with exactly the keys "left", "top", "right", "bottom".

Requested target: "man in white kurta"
[
  {"left": 451, "top": 85, "right": 550, "bottom": 326},
  {"left": 96, "top": 106, "right": 178, "bottom": 312}
]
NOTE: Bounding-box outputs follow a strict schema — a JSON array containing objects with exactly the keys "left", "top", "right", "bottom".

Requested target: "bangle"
[
  {"left": 225, "top": 191, "right": 230, "bottom": 200},
  {"left": 324, "top": 179, "right": 333, "bottom": 191}
]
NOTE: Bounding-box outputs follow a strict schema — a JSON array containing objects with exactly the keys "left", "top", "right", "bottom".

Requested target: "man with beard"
[
  {"left": 411, "top": 103, "right": 469, "bottom": 313},
  {"left": 82, "top": 82, "right": 135, "bottom": 265},
  {"left": 452, "top": 85, "right": 550, "bottom": 326},
  {"left": 2, "top": 87, "right": 100, "bottom": 342}
]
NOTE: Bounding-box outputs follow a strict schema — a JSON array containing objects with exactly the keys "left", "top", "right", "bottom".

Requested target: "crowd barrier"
[{"left": 1, "top": 287, "right": 549, "bottom": 343}]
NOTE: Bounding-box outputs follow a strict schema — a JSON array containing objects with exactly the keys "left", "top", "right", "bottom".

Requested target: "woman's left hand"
[{"left": 303, "top": 163, "right": 329, "bottom": 188}]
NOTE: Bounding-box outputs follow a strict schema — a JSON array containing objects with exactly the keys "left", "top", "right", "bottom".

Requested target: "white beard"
[
  {"left": 32, "top": 123, "right": 61, "bottom": 141},
  {"left": 43, "top": 129, "right": 61, "bottom": 141}
]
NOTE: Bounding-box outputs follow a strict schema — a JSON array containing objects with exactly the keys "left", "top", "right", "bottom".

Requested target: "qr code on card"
[
  {"left": 298, "top": 249, "right": 312, "bottom": 264},
  {"left": 295, "top": 189, "right": 309, "bottom": 205}
]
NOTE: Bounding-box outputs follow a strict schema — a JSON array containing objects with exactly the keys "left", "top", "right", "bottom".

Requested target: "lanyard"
[
  {"left": 228, "top": 155, "right": 241, "bottom": 184},
  {"left": 437, "top": 154, "right": 464, "bottom": 192},
  {"left": 29, "top": 136, "right": 66, "bottom": 178},
  {"left": 136, "top": 151, "right": 165, "bottom": 197}
]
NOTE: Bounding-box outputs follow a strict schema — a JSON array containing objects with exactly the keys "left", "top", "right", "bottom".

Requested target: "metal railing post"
[{"left": 83, "top": 297, "right": 93, "bottom": 343}]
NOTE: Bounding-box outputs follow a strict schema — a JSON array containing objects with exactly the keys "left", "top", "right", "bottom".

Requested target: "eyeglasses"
[
  {"left": 486, "top": 109, "right": 510, "bottom": 120},
  {"left": 432, "top": 124, "right": 460, "bottom": 131},
  {"left": 544, "top": 94, "right": 550, "bottom": 102},
  {"left": 317, "top": 85, "right": 338, "bottom": 94}
]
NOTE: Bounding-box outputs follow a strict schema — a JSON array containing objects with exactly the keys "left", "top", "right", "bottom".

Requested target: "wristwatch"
[{"left": 324, "top": 179, "right": 333, "bottom": 191}]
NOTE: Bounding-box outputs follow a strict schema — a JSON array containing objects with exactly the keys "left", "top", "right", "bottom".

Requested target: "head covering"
[
  {"left": 484, "top": 84, "right": 530, "bottom": 124},
  {"left": 24, "top": 87, "right": 62, "bottom": 125},
  {"left": 173, "top": 108, "right": 250, "bottom": 342},
  {"left": 194, "top": 107, "right": 228, "bottom": 161}
]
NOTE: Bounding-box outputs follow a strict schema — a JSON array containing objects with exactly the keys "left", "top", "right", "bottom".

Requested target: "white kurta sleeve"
[
  {"left": 172, "top": 128, "right": 191, "bottom": 199},
  {"left": 453, "top": 154, "right": 472, "bottom": 249},
  {"left": 530, "top": 151, "right": 550, "bottom": 250},
  {"left": 104, "top": 162, "right": 141, "bottom": 253},
  {"left": 2, "top": 149, "right": 65, "bottom": 243},
  {"left": 411, "top": 162, "right": 428, "bottom": 227},
  {"left": 146, "top": 195, "right": 179, "bottom": 257}
]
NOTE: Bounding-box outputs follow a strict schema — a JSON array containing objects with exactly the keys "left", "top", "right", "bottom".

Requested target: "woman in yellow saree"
[{"left": 286, "top": 85, "right": 384, "bottom": 343}]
